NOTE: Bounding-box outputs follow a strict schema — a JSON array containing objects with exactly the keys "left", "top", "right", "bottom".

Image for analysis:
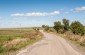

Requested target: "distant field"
[{"left": 0, "top": 28, "right": 43, "bottom": 55}]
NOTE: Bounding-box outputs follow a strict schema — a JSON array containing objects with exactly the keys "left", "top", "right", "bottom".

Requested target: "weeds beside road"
[
  {"left": 0, "top": 28, "right": 43, "bottom": 55},
  {"left": 58, "top": 31, "right": 85, "bottom": 52}
]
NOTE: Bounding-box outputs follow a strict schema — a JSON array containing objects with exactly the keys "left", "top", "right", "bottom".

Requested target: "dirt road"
[{"left": 16, "top": 30, "right": 83, "bottom": 55}]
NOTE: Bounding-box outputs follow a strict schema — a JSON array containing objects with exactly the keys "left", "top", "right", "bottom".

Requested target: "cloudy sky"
[{"left": 0, "top": 0, "right": 85, "bottom": 28}]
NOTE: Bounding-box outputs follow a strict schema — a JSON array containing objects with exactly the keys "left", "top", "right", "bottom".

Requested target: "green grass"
[{"left": 0, "top": 28, "right": 43, "bottom": 55}]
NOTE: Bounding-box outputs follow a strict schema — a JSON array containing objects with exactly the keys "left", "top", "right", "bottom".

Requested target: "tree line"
[{"left": 42, "top": 18, "right": 85, "bottom": 36}]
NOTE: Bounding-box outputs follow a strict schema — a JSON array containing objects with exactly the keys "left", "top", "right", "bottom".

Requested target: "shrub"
[
  {"left": 0, "top": 47, "right": 6, "bottom": 53},
  {"left": 44, "top": 25, "right": 49, "bottom": 31},
  {"left": 70, "top": 21, "right": 84, "bottom": 35},
  {"left": 42, "top": 25, "right": 46, "bottom": 28},
  {"left": 58, "top": 29, "right": 64, "bottom": 34},
  {"left": 53, "top": 21, "right": 62, "bottom": 33},
  {"left": 8, "top": 46, "right": 18, "bottom": 51},
  {"left": 42, "top": 25, "right": 49, "bottom": 31},
  {"left": 62, "top": 18, "right": 69, "bottom": 31}
]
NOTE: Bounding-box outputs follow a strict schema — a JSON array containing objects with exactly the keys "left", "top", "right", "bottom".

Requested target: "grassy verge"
[
  {"left": 46, "top": 29, "right": 85, "bottom": 52},
  {"left": 56, "top": 32, "right": 85, "bottom": 52},
  {"left": 0, "top": 28, "right": 43, "bottom": 55}
]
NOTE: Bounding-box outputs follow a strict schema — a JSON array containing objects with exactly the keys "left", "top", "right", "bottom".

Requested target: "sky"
[{"left": 0, "top": 0, "right": 85, "bottom": 28}]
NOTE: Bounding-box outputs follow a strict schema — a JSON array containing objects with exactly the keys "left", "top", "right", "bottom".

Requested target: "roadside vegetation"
[
  {"left": 42, "top": 25, "right": 55, "bottom": 32},
  {"left": 42, "top": 18, "right": 85, "bottom": 51},
  {"left": 42, "top": 25, "right": 49, "bottom": 31},
  {"left": 0, "top": 28, "right": 43, "bottom": 55},
  {"left": 53, "top": 18, "right": 85, "bottom": 48}
]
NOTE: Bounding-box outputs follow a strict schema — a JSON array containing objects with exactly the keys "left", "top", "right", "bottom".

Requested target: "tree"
[
  {"left": 53, "top": 21, "right": 62, "bottom": 33},
  {"left": 44, "top": 25, "right": 49, "bottom": 31},
  {"left": 62, "top": 18, "right": 69, "bottom": 31},
  {"left": 42, "top": 25, "right": 49, "bottom": 31},
  {"left": 42, "top": 25, "right": 45, "bottom": 28},
  {"left": 70, "top": 21, "right": 84, "bottom": 35}
]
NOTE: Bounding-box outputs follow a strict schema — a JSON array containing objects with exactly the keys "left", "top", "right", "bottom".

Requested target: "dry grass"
[
  {"left": 0, "top": 28, "right": 43, "bottom": 55},
  {"left": 58, "top": 31, "right": 85, "bottom": 52},
  {"left": 3, "top": 38, "right": 27, "bottom": 47},
  {"left": 63, "top": 31, "right": 85, "bottom": 44}
]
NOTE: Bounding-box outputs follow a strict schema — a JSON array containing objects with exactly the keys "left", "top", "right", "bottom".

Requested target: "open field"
[{"left": 0, "top": 28, "right": 43, "bottom": 55}]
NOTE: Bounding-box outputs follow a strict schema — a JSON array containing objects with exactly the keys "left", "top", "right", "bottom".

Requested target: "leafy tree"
[
  {"left": 70, "top": 21, "right": 84, "bottom": 35},
  {"left": 53, "top": 21, "right": 62, "bottom": 33},
  {"left": 62, "top": 18, "right": 69, "bottom": 31}
]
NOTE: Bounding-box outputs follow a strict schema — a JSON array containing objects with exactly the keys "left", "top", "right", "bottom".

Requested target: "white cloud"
[
  {"left": 75, "top": 6, "right": 85, "bottom": 12},
  {"left": 52, "top": 11, "right": 60, "bottom": 14},
  {"left": 11, "top": 13, "right": 24, "bottom": 16},
  {"left": 25, "top": 12, "right": 48, "bottom": 16},
  {"left": 11, "top": 11, "right": 60, "bottom": 17}
]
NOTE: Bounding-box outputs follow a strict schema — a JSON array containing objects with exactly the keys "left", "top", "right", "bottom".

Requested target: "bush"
[
  {"left": 8, "top": 46, "right": 18, "bottom": 51},
  {"left": 42, "top": 25, "right": 46, "bottom": 28},
  {"left": 58, "top": 29, "right": 64, "bottom": 34},
  {"left": 62, "top": 19, "right": 69, "bottom": 31},
  {"left": 0, "top": 47, "right": 6, "bottom": 53},
  {"left": 42, "top": 25, "right": 49, "bottom": 31},
  {"left": 44, "top": 25, "right": 49, "bottom": 31},
  {"left": 70, "top": 21, "right": 84, "bottom": 35},
  {"left": 53, "top": 21, "right": 62, "bottom": 33}
]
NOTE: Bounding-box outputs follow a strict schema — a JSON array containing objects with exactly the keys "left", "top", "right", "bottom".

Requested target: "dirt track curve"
[{"left": 16, "top": 30, "right": 84, "bottom": 55}]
